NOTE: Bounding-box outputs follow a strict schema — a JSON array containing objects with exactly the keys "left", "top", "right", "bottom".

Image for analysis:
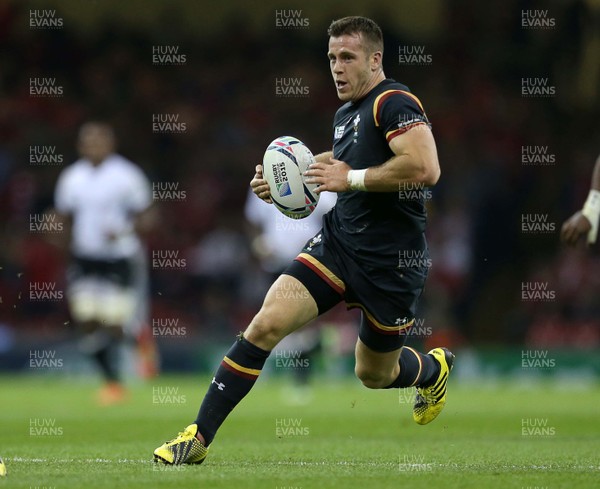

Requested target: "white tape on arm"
[
  {"left": 582, "top": 189, "right": 600, "bottom": 244},
  {"left": 347, "top": 169, "right": 367, "bottom": 191}
]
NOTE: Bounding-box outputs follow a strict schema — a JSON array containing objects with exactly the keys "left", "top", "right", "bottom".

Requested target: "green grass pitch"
[{"left": 1, "top": 374, "right": 599, "bottom": 488}]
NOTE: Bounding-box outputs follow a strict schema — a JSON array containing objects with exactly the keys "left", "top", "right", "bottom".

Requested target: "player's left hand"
[
  {"left": 560, "top": 211, "right": 591, "bottom": 246},
  {"left": 304, "top": 158, "right": 351, "bottom": 193},
  {"left": 250, "top": 164, "right": 273, "bottom": 204}
]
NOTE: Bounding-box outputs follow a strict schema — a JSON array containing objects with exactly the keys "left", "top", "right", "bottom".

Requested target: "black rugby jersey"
[{"left": 322, "top": 78, "right": 432, "bottom": 268}]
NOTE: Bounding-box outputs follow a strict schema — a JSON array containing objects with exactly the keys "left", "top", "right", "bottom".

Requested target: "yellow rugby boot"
[
  {"left": 153, "top": 424, "right": 209, "bottom": 465},
  {"left": 413, "top": 347, "right": 455, "bottom": 425}
]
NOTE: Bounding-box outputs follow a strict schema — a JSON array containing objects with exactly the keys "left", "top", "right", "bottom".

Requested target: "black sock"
[
  {"left": 384, "top": 346, "right": 439, "bottom": 389},
  {"left": 93, "top": 343, "right": 119, "bottom": 383},
  {"left": 195, "top": 335, "right": 270, "bottom": 445},
  {"left": 79, "top": 327, "right": 121, "bottom": 383}
]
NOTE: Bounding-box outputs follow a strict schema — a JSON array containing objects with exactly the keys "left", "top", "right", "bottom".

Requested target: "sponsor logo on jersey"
[{"left": 334, "top": 116, "right": 354, "bottom": 140}]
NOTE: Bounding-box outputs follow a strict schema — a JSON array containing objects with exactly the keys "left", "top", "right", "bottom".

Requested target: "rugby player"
[
  {"left": 561, "top": 154, "right": 600, "bottom": 246},
  {"left": 154, "top": 16, "right": 454, "bottom": 465},
  {"left": 55, "top": 122, "right": 154, "bottom": 404}
]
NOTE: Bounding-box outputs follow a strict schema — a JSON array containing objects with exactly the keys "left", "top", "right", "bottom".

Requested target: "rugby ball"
[{"left": 262, "top": 136, "right": 319, "bottom": 219}]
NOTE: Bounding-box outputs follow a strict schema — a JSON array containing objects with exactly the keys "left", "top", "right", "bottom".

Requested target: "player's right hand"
[
  {"left": 560, "top": 211, "right": 591, "bottom": 246},
  {"left": 250, "top": 164, "right": 273, "bottom": 204}
]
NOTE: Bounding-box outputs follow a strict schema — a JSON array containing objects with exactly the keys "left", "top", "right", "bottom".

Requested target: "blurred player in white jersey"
[
  {"left": 245, "top": 189, "right": 336, "bottom": 401},
  {"left": 561, "top": 153, "right": 600, "bottom": 246},
  {"left": 245, "top": 189, "right": 337, "bottom": 272},
  {"left": 54, "top": 122, "right": 155, "bottom": 404}
]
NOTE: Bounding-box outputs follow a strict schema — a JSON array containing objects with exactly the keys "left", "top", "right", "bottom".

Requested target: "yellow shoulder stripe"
[{"left": 372, "top": 89, "right": 426, "bottom": 127}]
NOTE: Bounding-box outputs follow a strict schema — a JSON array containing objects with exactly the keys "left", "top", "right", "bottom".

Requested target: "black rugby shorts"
[{"left": 283, "top": 230, "right": 427, "bottom": 352}]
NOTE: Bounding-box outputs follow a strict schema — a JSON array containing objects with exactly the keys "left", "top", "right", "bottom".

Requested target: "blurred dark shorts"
[{"left": 68, "top": 256, "right": 133, "bottom": 287}]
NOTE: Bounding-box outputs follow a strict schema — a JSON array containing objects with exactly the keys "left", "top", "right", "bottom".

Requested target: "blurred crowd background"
[{"left": 1, "top": 0, "right": 599, "bottom": 373}]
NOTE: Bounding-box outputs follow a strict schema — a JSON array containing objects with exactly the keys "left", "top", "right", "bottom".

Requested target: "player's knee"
[
  {"left": 355, "top": 365, "right": 390, "bottom": 389},
  {"left": 245, "top": 311, "right": 286, "bottom": 350}
]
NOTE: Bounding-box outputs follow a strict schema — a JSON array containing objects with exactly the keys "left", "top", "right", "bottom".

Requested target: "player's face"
[
  {"left": 328, "top": 34, "right": 381, "bottom": 102},
  {"left": 77, "top": 125, "right": 115, "bottom": 165}
]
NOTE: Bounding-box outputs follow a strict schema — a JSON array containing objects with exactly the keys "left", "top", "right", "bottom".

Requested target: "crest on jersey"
[
  {"left": 352, "top": 114, "right": 360, "bottom": 143},
  {"left": 305, "top": 233, "right": 322, "bottom": 252}
]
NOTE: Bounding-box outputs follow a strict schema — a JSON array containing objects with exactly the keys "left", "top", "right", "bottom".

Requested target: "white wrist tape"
[
  {"left": 582, "top": 189, "right": 600, "bottom": 244},
  {"left": 347, "top": 169, "right": 367, "bottom": 191}
]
